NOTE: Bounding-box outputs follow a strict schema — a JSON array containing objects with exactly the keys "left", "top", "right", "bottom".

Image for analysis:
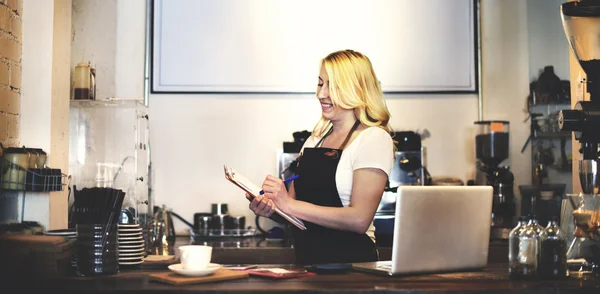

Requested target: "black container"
[
  {"left": 474, "top": 121, "right": 510, "bottom": 167},
  {"left": 76, "top": 224, "right": 119, "bottom": 276},
  {"left": 193, "top": 212, "right": 212, "bottom": 231}
]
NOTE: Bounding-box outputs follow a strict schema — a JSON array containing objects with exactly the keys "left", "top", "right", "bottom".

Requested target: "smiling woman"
[{"left": 246, "top": 49, "right": 395, "bottom": 265}]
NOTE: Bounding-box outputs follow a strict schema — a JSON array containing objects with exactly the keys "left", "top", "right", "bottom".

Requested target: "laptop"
[{"left": 353, "top": 185, "right": 493, "bottom": 276}]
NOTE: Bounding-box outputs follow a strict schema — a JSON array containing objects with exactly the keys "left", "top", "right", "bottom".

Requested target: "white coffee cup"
[{"left": 179, "top": 245, "right": 212, "bottom": 270}]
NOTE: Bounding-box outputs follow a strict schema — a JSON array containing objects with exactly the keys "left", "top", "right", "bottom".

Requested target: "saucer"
[
  {"left": 119, "top": 260, "right": 144, "bottom": 265},
  {"left": 119, "top": 243, "right": 145, "bottom": 249},
  {"left": 117, "top": 224, "right": 140, "bottom": 228},
  {"left": 168, "top": 263, "right": 222, "bottom": 277},
  {"left": 119, "top": 236, "right": 143, "bottom": 241}
]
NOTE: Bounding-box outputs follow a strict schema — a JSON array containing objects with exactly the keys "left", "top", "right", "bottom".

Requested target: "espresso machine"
[
  {"left": 557, "top": 0, "right": 600, "bottom": 276},
  {"left": 277, "top": 130, "right": 311, "bottom": 184},
  {"left": 474, "top": 121, "right": 516, "bottom": 240},
  {"left": 388, "top": 131, "right": 428, "bottom": 188},
  {"left": 374, "top": 131, "right": 428, "bottom": 246}
]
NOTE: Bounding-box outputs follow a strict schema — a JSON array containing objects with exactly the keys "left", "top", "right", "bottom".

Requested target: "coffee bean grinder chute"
[
  {"left": 474, "top": 121, "right": 516, "bottom": 240},
  {"left": 556, "top": 0, "right": 600, "bottom": 277}
]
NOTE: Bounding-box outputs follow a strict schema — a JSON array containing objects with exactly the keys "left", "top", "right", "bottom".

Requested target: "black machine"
[
  {"left": 473, "top": 121, "right": 516, "bottom": 240},
  {"left": 558, "top": 0, "right": 600, "bottom": 195},
  {"left": 556, "top": 0, "right": 600, "bottom": 277}
]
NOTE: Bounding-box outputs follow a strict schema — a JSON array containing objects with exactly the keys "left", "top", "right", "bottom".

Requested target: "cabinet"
[
  {"left": 68, "top": 100, "right": 151, "bottom": 226},
  {"left": 525, "top": 102, "right": 573, "bottom": 193}
]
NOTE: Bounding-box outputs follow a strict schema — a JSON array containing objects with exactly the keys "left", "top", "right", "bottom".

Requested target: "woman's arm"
[
  {"left": 262, "top": 167, "right": 387, "bottom": 234},
  {"left": 246, "top": 178, "right": 296, "bottom": 218}
]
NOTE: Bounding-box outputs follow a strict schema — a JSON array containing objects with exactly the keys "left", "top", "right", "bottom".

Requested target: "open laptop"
[{"left": 353, "top": 185, "right": 493, "bottom": 276}]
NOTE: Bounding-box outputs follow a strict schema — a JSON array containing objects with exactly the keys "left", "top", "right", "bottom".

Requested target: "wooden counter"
[
  {"left": 7, "top": 262, "right": 600, "bottom": 293},
  {"left": 5, "top": 236, "right": 590, "bottom": 293}
]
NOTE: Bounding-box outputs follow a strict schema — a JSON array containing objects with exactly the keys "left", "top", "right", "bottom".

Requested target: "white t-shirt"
[{"left": 299, "top": 126, "right": 394, "bottom": 239}]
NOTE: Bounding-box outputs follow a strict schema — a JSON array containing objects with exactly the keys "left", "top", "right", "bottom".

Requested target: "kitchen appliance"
[
  {"left": 557, "top": 0, "right": 600, "bottom": 277},
  {"left": 389, "top": 131, "right": 427, "bottom": 188},
  {"left": 474, "top": 121, "right": 516, "bottom": 240},
  {"left": 69, "top": 100, "right": 150, "bottom": 226},
  {"left": 277, "top": 130, "right": 310, "bottom": 184},
  {"left": 374, "top": 131, "right": 428, "bottom": 246},
  {"left": 518, "top": 184, "right": 566, "bottom": 227},
  {"left": 563, "top": 193, "right": 600, "bottom": 276}
]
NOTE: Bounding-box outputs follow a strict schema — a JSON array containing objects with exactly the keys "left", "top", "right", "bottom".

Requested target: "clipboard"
[{"left": 223, "top": 165, "right": 306, "bottom": 230}]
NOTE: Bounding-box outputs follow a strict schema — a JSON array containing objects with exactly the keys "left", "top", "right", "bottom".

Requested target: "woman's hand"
[
  {"left": 246, "top": 193, "right": 275, "bottom": 218},
  {"left": 261, "top": 175, "right": 294, "bottom": 214}
]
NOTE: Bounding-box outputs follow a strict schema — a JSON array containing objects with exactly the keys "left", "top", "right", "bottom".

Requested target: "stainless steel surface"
[
  {"left": 151, "top": 205, "right": 175, "bottom": 243},
  {"left": 579, "top": 159, "right": 599, "bottom": 194},
  {"left": 211, "top": 203, "right": 229, "bottom": 215},
  {"left": 277, "top": 152, "right": 299, "bottom": 180},
  {"left": 389, "top": 150, "right": 424, "bottom": 187},
  {"left": 356, "top": 186, "right": 493, "bottom": 276}
]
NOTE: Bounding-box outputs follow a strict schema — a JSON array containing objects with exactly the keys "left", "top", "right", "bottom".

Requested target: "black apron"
[{"left": 292, "top": 120, "right": 378, "bottom": 265}]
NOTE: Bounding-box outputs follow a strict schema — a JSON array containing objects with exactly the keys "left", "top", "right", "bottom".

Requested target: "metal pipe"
[
  {"left": 476, "top": 0, "right": 484, "bottom": 121},
  {"left": 143, "top": 0, "right": 152, "bottom": 107}
]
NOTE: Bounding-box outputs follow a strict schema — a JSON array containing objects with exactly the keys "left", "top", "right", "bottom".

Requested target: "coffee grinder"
[
  {"left": 474, "top": 121, "right": 516, "bottom": 239},
  {"left": 557, "top": 0, "right": 600, "bottom": 276},
  {"left": 558, "top": 0, "right": 600, "bottom": 195}
]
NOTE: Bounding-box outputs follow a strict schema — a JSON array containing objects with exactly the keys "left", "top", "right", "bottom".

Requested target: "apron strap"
[
  {"left": 339, "top": 120, "right": 361, "bottom": 150},
  {"left": 315, "top": 120, "right": 361, "bottom": 150}
]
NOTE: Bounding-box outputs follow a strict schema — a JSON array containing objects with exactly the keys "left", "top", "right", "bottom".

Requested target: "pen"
[{"left": 259, "top": 175, "right": 300, "bottom": 195}]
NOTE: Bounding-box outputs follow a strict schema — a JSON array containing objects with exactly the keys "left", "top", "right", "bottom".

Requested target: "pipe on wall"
[
  {"left": 143, "top": 0, "right": 152, "bottom": 106},
  {"left": 477, "top": 0, "right": 484, "bottom": 121}
]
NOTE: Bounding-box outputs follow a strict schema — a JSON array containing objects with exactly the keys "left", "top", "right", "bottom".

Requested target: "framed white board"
[{"left": 152, "top": 0, "right": 477, "bottom": 94}]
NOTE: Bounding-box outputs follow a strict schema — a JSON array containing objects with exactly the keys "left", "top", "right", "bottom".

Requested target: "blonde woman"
[{"left": 247, "top": 50, "right": 395, "bottom": 265}]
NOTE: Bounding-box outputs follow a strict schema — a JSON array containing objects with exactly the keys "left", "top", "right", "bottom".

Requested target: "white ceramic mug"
[{"left": 179, "top": 245, "right": 212, "bottom": 270}]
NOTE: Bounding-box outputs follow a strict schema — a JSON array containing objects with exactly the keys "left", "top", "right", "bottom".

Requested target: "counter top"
[
  {"left": 8, "top": 263, "right": 600, "bottom": 293},
  {"left": 158, "top": 237, "right": 510, "bottom": 265},
  {"left": 3, "top": 236, "right": 598, "bottom": 293}
]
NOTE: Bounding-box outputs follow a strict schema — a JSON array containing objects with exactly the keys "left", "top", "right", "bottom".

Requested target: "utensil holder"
[{"left": 76, "top": 224, "right": 119, "bottom": 276}]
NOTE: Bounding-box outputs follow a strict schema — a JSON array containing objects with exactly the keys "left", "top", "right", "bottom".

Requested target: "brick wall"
[{"left": 0, "top": 0, "right": 21, "bottom": 148}]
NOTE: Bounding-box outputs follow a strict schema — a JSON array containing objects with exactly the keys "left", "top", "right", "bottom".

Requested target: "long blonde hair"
[{"left": 312, "top": 50, "right": 394, "bottom": 141}]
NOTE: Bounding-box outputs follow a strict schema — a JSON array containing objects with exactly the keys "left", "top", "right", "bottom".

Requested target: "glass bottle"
[
  {"left": 530, "top": 214, "right": 544, "bottom": 235},
  {"left": 539, "top": 216, "right": 567, "bottom": 278},
  {"left": 509, "top": 216, "right": 527, "bottom": 276},
  {"left": 73, "top": 58, "right": 91, "bottom": 100},
  {"left": 517, "top": 215, "right": 541, "bottom": 277}
]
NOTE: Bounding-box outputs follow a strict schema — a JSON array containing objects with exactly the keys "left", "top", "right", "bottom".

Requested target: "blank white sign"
[{"left": 152, "top": 0, "right": 476, "bottom": 93}]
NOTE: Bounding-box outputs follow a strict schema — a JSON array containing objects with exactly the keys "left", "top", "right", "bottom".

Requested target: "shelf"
[
  {"left": 534, "top": 131, "right": 572, "bottom": 139},
  {"left": 529, "top": 102, "right": 571, "bottom": 107},
  {"left": 0, "top": 159, "right": 68, "bottom": 192},
  {"left": 70, "top": 99, "right": 145, "bottom": 109}
]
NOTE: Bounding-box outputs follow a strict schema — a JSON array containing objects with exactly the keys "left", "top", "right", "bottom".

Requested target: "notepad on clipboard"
[{"left": 223, "top": 165, "right": 306, "bottom": 230}]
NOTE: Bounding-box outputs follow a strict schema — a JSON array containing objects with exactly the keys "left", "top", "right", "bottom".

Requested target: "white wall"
[
  {"left": 70, "top": 0, "right": 564, "bottom": 234},
  {"left": 527, "top": 0, "right": 570, "bottom": 81},
  {"left": 71, "top": 0, "right": 117, "bottom": 101},
  {"left": 20, "top": 0, "right": 55, "bottom": 227},
  {"left": 21, "top": 0, "right": 72, "bottom": 230},
  {"left": 526, "top": 0, "right": 573, "bottom": 195}
]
